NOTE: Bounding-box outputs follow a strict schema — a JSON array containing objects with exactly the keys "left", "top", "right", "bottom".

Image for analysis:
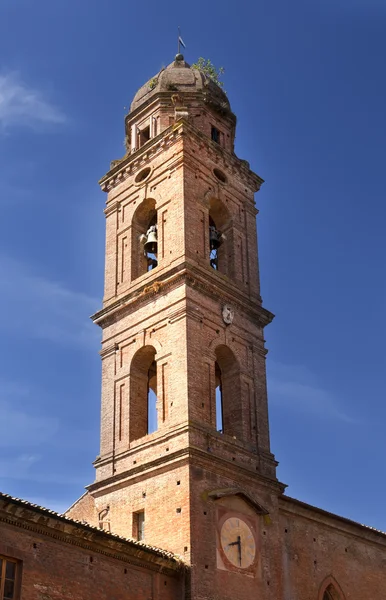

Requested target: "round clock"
[{"left": 220, "top": 516, "right": 256, "bottom": 568}]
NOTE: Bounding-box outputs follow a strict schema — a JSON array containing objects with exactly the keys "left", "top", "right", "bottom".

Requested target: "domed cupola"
[
  {"left": 124, "top": 54, "right": 236, "bottom": 155},
  {"left": 130, "top": 54, "right": 232, "bottom": 118}
]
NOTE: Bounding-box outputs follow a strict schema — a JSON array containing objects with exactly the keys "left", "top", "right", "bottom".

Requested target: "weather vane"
[{"left": 178, "top": 27, "right": 186, "bottom": 54}]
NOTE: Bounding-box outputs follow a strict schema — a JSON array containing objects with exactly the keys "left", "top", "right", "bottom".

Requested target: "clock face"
[{"left": 220, "top": 517, "right": 256, "bottom": 568}]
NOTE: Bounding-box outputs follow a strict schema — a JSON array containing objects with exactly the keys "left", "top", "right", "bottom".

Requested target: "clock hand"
[
  {"left": 237, "top": 535, "right": 242, "bottom": 567},
  {"left": 228, "top": 536, "right": 242, "bottom": 566}
]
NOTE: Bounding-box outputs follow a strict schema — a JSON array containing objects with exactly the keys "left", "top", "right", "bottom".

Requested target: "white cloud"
[
  {"left": 267, "top": 362, "right": 355, "bottom": 423},
  {"left": 0, "top": 72, "right": 66, "bottom": 131},
  {"left": 0, "top": 256, "right": 100, "bottom": 347}
]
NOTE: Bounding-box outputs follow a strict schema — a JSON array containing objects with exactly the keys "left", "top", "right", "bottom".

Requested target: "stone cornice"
[
  {"left": 92, "top": 265, "right": 187, "bottom": 327},
  {"left": 99, "top": 125, "right": 182, "bottom": 192},
  {"left": 185, "top": 263, "right": 274, "bottom": 328},
  {"left": 91, "top": 263, "right": 274, "bottom": 330},
  {"left": 126, "top": 90, "right": 236, "bottom": 127},
  {"left": 90, "top": 433, "right": 283, "bottom": 498},
  {"left": 99, "top": 119, "right": 263, "bottom": 194}
]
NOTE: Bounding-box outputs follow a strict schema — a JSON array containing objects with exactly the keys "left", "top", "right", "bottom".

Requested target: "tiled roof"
[{"left": 0, "top": 491, "right": 184, "bottom": 565}]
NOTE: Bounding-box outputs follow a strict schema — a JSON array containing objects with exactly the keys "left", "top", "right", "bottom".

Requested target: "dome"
[{"left": 130, "top": 55, "right": 231, "bottom": 114}]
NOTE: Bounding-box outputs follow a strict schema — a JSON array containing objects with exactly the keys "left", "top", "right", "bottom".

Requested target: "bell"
[
  {"left": 143, "top": 225, "right": 158, "bottom": 255},
  {"left": 209, "top": 225, "right": 222, "bottom": 250}
]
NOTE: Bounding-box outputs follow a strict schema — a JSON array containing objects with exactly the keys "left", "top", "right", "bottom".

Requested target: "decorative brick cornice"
[
  {"left": 99, "top": 343, "right": 118, "bottom": 359},
  {"left": 99, "top": 118, "right": 263, "bottom": 194},
  {"left": 92, "top": 263, "right": 273, "bottom": 330},
  {"left": 90, "top": 431, "right": 282, "bottom": 497},
  {"left": 99, "top": 126, "right": 183, "bottom": 193}
]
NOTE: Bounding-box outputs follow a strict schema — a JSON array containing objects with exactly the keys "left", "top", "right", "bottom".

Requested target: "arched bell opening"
[
  {"left": 208, "top": 198, "right": 231, "bottom": 275},
  {"left": 147, "top": 360, "right": 158, "bottom": 435},
  {"left": 214, "top": 345, "right": 241, "bottom": 438},
  {"left": 131, "top": 198, "right": 158, "bottom": 280},
  {"left": 215, "top": 361, "right": 224, "bottom": 433},
  {"left": 141, "top": 214, "right": 158, "bottom": 273},
  {"left": 130, "top": 346, "right": 159, "bottom": 442}
]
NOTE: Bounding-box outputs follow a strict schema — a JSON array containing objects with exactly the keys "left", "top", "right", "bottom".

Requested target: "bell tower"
[{"left": 67, "top": 54, "right": 284, "bottom": 600}]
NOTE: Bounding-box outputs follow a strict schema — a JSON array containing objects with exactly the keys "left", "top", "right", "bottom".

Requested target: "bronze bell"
[
  {"left": 143, "top": 225, "right": 158, "bottom": 255},
  {"left": 209, "top": 225, "right": 222, "bottom": 250}
]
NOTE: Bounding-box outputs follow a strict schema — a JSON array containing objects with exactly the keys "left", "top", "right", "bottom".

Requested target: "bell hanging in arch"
[{"left": 143, "top": 224, "right": 158, "bottom": 255}]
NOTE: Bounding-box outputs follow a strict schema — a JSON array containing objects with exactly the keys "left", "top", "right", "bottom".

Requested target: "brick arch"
[
  {"left": 318, "top": 576, "right": 346, "bottom": 600},
  {"left": 208, "top": 335, "right": 238, "bottom": 354},
  {"left": 130, "top": 336, "right": 163, "bottom": 357},
  {"left": 129, "top": 344, "right": 158, "bottom": 442},
  {"left": 131, "top": 197, "right": 157, "bottom": 280},
  {"left": 208, "top": 196, "right": 232, "bottom": 231}
]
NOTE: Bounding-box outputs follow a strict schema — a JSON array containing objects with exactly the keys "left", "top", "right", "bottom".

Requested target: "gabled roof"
[{"left": 208, "top": 488, "right": 269, "bottom": 514}]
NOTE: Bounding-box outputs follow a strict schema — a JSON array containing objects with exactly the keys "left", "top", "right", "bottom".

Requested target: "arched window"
[
  {"left": 320, "top": 579, "right": 345, "bottom": 600},
  {"left": 214, "top": 346, "right": 241, "bottom": 438},
  {"left": 323, "top": 586, "right": 341, "bottom": 600},
  {"left": 208, "top": 198, "right": 231, "bottom": 275},
  {"left": 131, "top": 198, "right": 158, "bottom": 280},
  {"left": 130, "top": 346, "right": 158, "bottom": 442}
]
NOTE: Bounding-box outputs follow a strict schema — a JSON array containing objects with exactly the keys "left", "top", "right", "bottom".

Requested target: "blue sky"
[{"left": 1, "top": 0, "right": 386, "bottom": 531}]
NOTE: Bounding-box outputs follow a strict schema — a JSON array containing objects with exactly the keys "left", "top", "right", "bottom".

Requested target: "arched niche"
[
  {"left": 214, "top": 345, "right": 242, "bottom": 438},
  {"left": 131, "top": 198, "right": 158, "bottom": 281},
  {"left": 208, "top": 197, "right": 232, "bottom": 275},
  {"left": 129, "top": 345, "right": 158, "bottom": 442}
]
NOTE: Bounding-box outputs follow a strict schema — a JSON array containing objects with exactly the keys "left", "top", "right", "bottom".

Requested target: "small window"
[
  {"left": 135, "top": 167, "right": 151, "bottom": 184},
  {"left": 0, "top": 556, "right": 18, "bottom": 600},
  {"left": 211, "top": 126, "right": 220, "bottom": 144},
  {"left": 213, "top": 168, "right": 227, "bottom": 184},
  {"left": 133, "top": 511, "right": 145, "bottom": 541}
]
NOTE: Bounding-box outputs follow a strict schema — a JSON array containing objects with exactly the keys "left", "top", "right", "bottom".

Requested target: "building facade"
[{"left": 1, "top": 54, "right": 386, "bottom": 600}]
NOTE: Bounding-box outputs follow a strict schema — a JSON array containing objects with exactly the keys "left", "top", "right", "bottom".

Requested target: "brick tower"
[{"left": 67, "top": 54, "right": 285, "bottom": 599}]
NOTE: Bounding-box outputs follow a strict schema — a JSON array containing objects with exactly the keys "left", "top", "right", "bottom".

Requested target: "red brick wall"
[
  {"left": 279, "top": 496, "right": 386, "bottom": 599},
  {"left": 0, "top": 520, "right": 183, "bottom": 600}
]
